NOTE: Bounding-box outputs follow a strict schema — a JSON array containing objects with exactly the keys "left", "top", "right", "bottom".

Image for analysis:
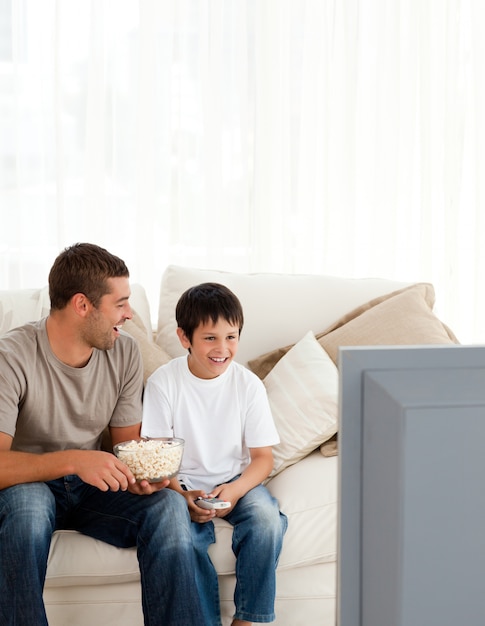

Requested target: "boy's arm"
[
  {"left": 168, "top": 475, "right": 215, "bottom": 523},
  {"left": 239, "top": 446, "right": 274, "bottom": 491},
  {"left": 211, "top": 446, "right": 274, "bottom": 511}
]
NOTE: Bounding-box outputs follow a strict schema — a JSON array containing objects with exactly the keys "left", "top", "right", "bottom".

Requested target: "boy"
[{"left": 142, "top": 282, "right": 288, "bottom": 626}]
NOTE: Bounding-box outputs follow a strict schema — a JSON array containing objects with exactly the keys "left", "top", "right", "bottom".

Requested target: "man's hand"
[
  {"left": 71, "top": 450, "right": 137, "bottom": 491},
  {"left": 73, "top": 451, "right": 170, "bottom": 494}
]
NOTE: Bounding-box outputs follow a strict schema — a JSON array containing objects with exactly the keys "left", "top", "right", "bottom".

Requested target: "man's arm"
[
  {"left": 109, "top": 423, "right": 142, "bottom": 447},
  {"left": 0, "top": 431, "right": 136, "bottom": 492}
]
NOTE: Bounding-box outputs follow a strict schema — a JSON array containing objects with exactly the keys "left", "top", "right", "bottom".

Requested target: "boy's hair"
[
  {"left": 48, "top": 242, "right": 129, "bottom": 310},
  {"left": 176, "top": 282, "right": 244, "bottom": 343}
]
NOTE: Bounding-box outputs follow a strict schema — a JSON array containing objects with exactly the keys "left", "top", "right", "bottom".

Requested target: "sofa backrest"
[
  {"left": 0, "top": 283, "right": 152, "bottom": 339},
  {"left": 156, "top": 265, "right": 413, "bottom": 366}
]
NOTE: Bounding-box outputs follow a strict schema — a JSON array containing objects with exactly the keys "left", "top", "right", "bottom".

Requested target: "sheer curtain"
[{"left": 1, "top": 0, "right": 484, "bottom": 342}]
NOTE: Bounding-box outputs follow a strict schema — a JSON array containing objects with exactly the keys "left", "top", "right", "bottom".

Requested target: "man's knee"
[{"left": 0, "top": 483, "right": 55, "bottom": 535}]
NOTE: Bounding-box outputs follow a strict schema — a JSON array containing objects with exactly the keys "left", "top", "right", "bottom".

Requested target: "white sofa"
[{"left": 0, "top": 265, "right": 458, "bottom": 626}]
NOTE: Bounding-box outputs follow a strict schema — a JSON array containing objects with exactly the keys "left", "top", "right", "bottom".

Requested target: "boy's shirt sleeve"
[
  {"left": 243, "top": 372, "right": 280, "bottom": 448},
  {"left": 141, "top": 368, "right": 174, "bottom": 438}
]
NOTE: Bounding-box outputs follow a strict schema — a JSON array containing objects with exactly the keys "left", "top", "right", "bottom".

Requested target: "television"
[{"left": 337, "top": 345, "right": 485, "bottom": 626}]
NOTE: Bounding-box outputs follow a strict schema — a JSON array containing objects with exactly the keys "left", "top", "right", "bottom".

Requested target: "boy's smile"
[{"left": 177, "top": 318, "right": 240, "bottom": 379}]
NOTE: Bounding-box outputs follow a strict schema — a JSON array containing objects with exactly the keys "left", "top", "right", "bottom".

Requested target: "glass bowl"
[{"left": 113, "top": 437, "right": 184, "bottom": 482}]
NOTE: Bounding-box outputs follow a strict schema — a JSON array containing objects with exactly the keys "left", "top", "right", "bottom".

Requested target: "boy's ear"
[{"left": 176, "top": 327, "right": 191, "bottom": 350}]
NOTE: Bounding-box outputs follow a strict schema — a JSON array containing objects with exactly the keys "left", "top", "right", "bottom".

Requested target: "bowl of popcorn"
[{"left": 113, "top": 437, "right": 184, "bottom": 482}]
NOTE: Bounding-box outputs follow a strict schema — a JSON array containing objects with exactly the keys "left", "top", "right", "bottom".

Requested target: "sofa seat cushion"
[
  {"left": 208, "top": 451, "right": 337, "bottom": 574},
  {"left": 268, "top": 452, "right": 337, "bottom": 569},
  {"left": 45, "top": 452, "right": 336, "bottom": 587},
  {"left": 45, "top": 530, "right": 140, "bottom": 587}
]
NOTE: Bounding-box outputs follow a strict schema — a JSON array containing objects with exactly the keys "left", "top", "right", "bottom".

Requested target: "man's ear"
[
  {"left": 176, "top": 327, "right": 191, "bottom": 350},
  {"left": 71, "top": 293, "right": 91, "bottom": 317}
]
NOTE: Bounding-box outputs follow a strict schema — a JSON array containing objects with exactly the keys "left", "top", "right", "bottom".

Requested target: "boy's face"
[{"left": 177, "top": 317, "right": 240, "bottom": 379}]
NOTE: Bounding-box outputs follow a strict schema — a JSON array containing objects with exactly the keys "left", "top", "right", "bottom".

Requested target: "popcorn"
[{"left": 114, "top": 438, "right": 184, "bottom": 482}]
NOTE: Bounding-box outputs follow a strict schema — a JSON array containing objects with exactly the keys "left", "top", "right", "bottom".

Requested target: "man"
[{"left": 0, "top": 243, "right": 204, "bottom": 625}]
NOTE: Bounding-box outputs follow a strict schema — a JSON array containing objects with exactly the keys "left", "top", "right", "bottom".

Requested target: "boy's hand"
[
  {"left": 127, "top": 478, "right": 170, "bottom": 495},
  {"left": 209, "top": 483, "right": 242, "bottom": 518},
  {"left": 184, "top": 490, "right": 216, "bottom": 523}
]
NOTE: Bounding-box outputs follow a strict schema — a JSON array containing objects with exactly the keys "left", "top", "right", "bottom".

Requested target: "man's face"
[
  {"left": 178, "top": 318, "right": 240, "bottom": 379},
  {"left": 82, "top": 276, "right": 132, "bottom": 350}
]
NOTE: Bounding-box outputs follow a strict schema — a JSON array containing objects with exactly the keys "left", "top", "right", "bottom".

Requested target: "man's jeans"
[
  {"left": 191, "top": 483, "right": 288, "bottom": 625},
  {"left": 0, "top": 476, "right": 205, "bottom": 626}
]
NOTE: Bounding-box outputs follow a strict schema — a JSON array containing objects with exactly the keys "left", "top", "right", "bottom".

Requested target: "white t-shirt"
[{"left": 142, "top": 356, "right": 279, "bottom": 492}]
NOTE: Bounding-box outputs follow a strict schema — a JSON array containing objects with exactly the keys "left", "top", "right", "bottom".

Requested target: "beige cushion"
[
  {"left": 263, "top": 331, "right": 338, "bottom": 478},
  {"left": 122, "top": 311, "right": 171, "bottom": 384},
  {"left": 268, "top": 451, "right": 338, "bottom": 568},
  {"left": 319, "top": 436, "right": 338, "bottom": 457},
  {"left": 317, "top": 283, "right": 458, "bottom": 364},
  {"left": 248, "top": 283, "right": 458, "bottom": 378}
]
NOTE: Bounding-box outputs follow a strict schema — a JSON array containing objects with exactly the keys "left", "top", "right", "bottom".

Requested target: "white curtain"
[{"left": 1, "top": 0, "right": 484, "bottom": 342}]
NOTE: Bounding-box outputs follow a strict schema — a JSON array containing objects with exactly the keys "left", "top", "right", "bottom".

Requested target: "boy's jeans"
[
  {"left": 191, "top": 483, "right": 288, "bottom": 625},
  {"left": 0, "top": 476, "right": 205, "bottom": 626}
]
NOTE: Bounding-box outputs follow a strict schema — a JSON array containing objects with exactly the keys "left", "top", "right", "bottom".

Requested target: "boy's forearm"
[
  {"left": 236, "top": 452, "right": 273, "bottom": 493},
  {"left": 168, "top": 477, "right": 185, "bottom": 494}
]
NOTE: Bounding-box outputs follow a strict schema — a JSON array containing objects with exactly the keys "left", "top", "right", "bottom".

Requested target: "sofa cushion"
[
  {"left": 248, "top": 283, "right": 458, "bottom": 377},
  {"left": 208, "top": 451, "right": 338, "bottom": 574},
  {"left": 317, "top": 283, "right": 459, "bottom": 364},
  {"left": 156, "top": 265, "right": 414, "bottom": 366},
  {"left": 45, "top": 530, "right": 139, "bottom": 587},
  {"left": 267, "top": 451, "right": 337, "bottom": 569},
  {"left": 128, "top": 284, "right": 154, "bottom": 338},
  {"left": 320, "top": 435, "right": 338, "bottom": 457},
  {"left": 263, "top": 331, "right": 338, "bottom": 478},
  {"left": 46, "top": 451, "right": 337, "bottom": 586},
  {"left": 122, "top": 311, "right": 171, "bottom": 384},
  {"left": 0, "top": 287, "right": 50, "bottom": 336},
  {"left": 0, "top": 283, "right": 152, "bottom": 339}
]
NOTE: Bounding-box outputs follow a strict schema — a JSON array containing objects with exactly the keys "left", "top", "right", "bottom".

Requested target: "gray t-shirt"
[{"left": 0, "top": 318, "right": 143, "bottom": 453}]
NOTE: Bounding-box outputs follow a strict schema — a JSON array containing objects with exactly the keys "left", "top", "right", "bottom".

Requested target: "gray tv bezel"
[{"left": 337, "top": 344, "right": 485, "bottom": 626}]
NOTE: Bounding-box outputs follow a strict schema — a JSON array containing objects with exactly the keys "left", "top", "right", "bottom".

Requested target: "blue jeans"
[
  {"left": 0, "top": 476, "right": 205, "bottom": 626},
  {"left": 191, "top": 483, "right": 288, "bottom": 625}
]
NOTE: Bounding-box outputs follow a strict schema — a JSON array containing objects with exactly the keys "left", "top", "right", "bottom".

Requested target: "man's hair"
[
  {"left": 176, "top": 282, "right": 244, "bottom": 343},
  {"left": 48, "top": 243, "right": 129, "bottom": 310}
]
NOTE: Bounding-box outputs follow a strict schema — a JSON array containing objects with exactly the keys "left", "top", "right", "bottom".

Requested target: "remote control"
[{"left": 196, "top": 497, "right": 231, "bottom": 510}]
